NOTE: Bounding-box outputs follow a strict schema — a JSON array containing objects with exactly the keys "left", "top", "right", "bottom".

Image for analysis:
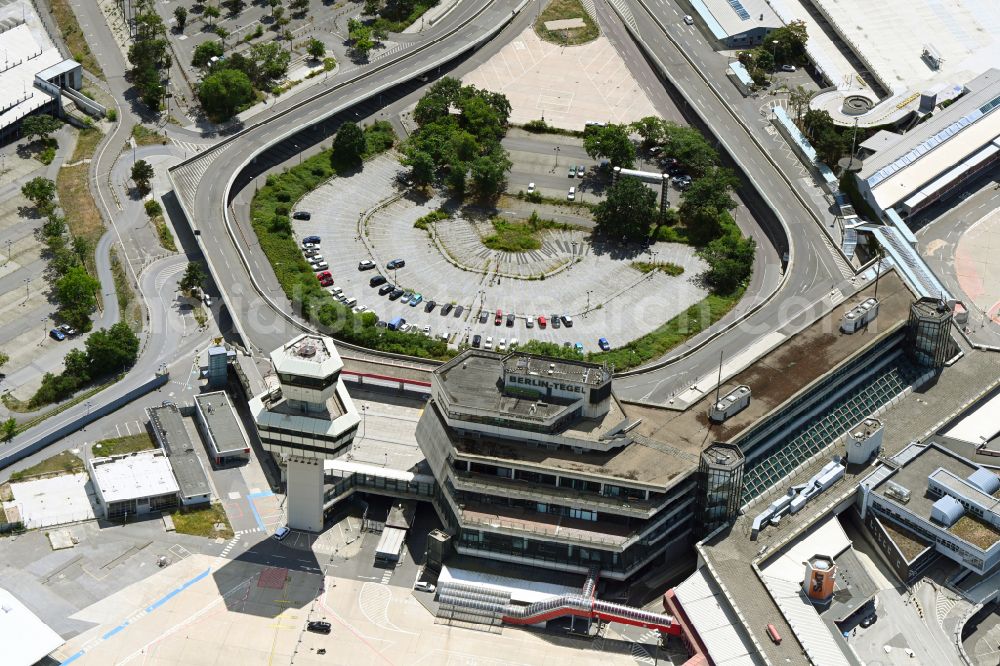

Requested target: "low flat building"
[
  {"left": 87, "top": 450, "right": 179, "bottom": 520},
  {"left": 689, "top": 0, "right": 781, "bottom": 48},
  {"left": 856, "top": 68, "right": 1000, "bottom": 218},
  {"left": 860, "top": 442, "right": 1000, "bottom": 575},
  {"left": 194, "top": 391, "right": 250, "bottom": 465},
  {"left": 147, "top": 403, "right": 212, "bottom": 506},
  {"left": 0, "top": 586, "right": 64, "bottom": 666}
]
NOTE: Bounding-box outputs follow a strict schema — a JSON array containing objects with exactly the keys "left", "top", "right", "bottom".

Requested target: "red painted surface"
[
  {"left": 503, "top": 601, "right": 682, "bottom": 636},
  {"left": 341, "top": 370, "right": 431, "bottom": 387},
  {"left": 663, "top": 588, "right": 710, "bottom": 664}
]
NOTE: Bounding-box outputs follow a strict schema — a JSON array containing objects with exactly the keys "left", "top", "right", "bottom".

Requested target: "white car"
[
  {"left": 498, "top": 338, "right": 506, "bottom": 351},
  {"left": 683, "top": 14, "right": 694, "bottom": 25},
  {"left": 526, "top": 316, "right": 534, "bottom": 328},
  {"left": 399, "top": 323, "right": 412, "bottom": 332},
  {"left": 352, "top": 305, "right": 368, "bottom": 314},
  {"left": 780, "top": 64, "right": 797, "bottom": 72},
  {"left": 422, "top": 325, "right": 431, "bottom": 335},
  {"left": 414, "top": 581, "right": 436, "bottom": 593},
  {"left": 273, "top": 526, "right": 290, "bottom": 541},
  {"left": 438, "top": 331, "right": 449, "bottom": 341},
  {"left": 527, "top": 182, "right": 535, "bottom": 193},
  {"left": 567, "top": 186, "right": 576, "bottom": 201},
  {"left": 484, "top": 336, "right": 493, "bottom": 350}
]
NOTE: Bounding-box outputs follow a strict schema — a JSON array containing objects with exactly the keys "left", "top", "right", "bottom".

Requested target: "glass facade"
[
  {"left": 906, "top": 299, "right": 953, "bottom": 369},
  {"left": 696, "top": 443, "right": 745, "bottom": 536}
]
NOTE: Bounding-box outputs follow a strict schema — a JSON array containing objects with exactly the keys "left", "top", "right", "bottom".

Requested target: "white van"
[
  {"left": 568, "top": 187, "right": 576, "bottom": 201},
  {"left": 343, "top": 296, "right": 357, "bottom": 308}
]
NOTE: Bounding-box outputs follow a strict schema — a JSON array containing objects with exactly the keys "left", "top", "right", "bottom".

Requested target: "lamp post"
[
  {"left": 771, "top": 40, "right": 779, "bottom": 77},
  {"left": 23, "top": 277, "right": 30, "bottom": 300},
  {"left": 360, "top": 404, "right": 369, "bottom": 439},
  {"left": 5, "top": 239, "right": 11, "bottom": 261},
  {"left": 553, "top": 146, "right": 560, "bottom": 167},
  {"left": 586, "top": 290, "right": 593, "bottom": 315}
]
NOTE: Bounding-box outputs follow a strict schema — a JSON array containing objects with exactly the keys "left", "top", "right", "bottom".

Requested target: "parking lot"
[{"left": 294, "top": 154, "right": 708, "bottom": 353}]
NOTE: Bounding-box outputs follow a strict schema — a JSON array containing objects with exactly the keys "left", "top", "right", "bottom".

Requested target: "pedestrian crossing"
[
  {"left": 607, "top": 0, "right": 638, "bottom": 30},
  {"left": 379, "top": 568, "right": 393, "bottom": 584},
  {"left": 369, "top": 41, "right": 409, "bottom": 64},
  {"left": 171, "top": 138, "right": 207, "bottom": 159},
  {"left": 220, "top": 534, "right": 240, "bottom": 558},
  {"left": 630, "top": 640, "right": 654, "bottom": 664},
  {"left": 235, "top": 527, "right": 263, "bottom": 536}
]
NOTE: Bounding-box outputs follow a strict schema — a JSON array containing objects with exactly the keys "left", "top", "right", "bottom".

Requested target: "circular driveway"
[{"left": 293, "top": 155, "right": 709, "bottom": 352}]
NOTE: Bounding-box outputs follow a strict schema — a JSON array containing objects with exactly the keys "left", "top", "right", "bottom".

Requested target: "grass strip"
[
  {"left": 534, "top": 0, "right": 600, "bottom": 46},
  {"left": 50, "top": 0, "right": 105, "bottom": 78},
  {"left": 92, "top": 432, "right": 154, "bottom": 458},
  {"left": 171, "top": 503, "right": 234, "bottom": 539},
  {"left": 630, "top": 260, "right": 684, "bottom": 276},
  {"left": 8, "top": 451, "right": 85, "bottom": 481}
]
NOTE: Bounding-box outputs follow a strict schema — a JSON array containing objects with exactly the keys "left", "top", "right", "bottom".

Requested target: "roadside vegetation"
[
  {"left": 131, "top": 124, "right": 167, "bottom": 146},
  {"left": 145, "top": 200, "right": 177, "bottom": 251},
  {"left": 27, "top": 323, "right": 140, "bottom": 409},
  {"left": 736, "top": 20, "right": 807, "bottom": 86},
  {"left": 413, "top": 209, "right": 450, "bottom": 231},
  {"left": 250, "top": 123, "right": 450, "bottom": 359},
  {"left": 362, "top": 0, "right": 440, "bottom": 34},
  {"left": 92, "top": 432, "right": 154, "bottom": 458},
  {"left": 8, "top": 451, "right": 85, "bottom": 482},
  {"left": 171, "top": 503, "right": 234, "bottom": 539},
  {"left": 128, "top": 1, "right": 171, "bottom": 109},
  {"left": 401, "top": 77, "right": 513, "bottom": 202},
  {"left": 535, "top": 0, "right": 600, "bottom": 46},
  {"left": 110, "top": 248, "right": 142, "bottom": 328},
  {"left": 50, "top": 0, "right": 104, "bottom": 78},
  {"left": 193, "top": 42, "right": 293, "bottom": 121}
]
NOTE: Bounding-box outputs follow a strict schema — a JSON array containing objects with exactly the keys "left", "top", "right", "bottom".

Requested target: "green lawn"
[
  {"left": 483, "top": 219, "right": 543, "bottom": 251},
  {"left": 171, "top": 503, "right": 234, "bottom": 539},
  {"left": 8, "top": 451, "right": 85, "bottom": 482},
  {"left": 92, "top": 433, "right": 154, "bottom": 458},
  {"left": 535, "top": 0, "right": 600, "bottom": 46}
]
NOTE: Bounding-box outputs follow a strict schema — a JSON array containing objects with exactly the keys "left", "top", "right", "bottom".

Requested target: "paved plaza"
[
  {"left": 461, "top": 24, "right": 660, "bottom": 130},
  {"left": 53, "top": 552, "right": 651, "bottom": 666},
  {"left": 954, "top": 207, "right": 1000, "bottom": 323},
  {"left": 293, "top": 155, "right": 708, "bottom": 352}
]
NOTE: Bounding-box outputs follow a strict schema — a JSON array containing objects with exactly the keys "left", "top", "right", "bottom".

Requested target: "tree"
[
  {"left": 131, "top": 160, "right": 155, "bottom": 195},
  {"left": 272, "top": 5, "right": 285, "bottom": 25},
  {"left": 179, "top": 261, "right": 207, "bottom": 293},
  {"left": 630, "top": 116, "right": 664, "bottom": 146},
  {"left": 679, "top": 167, "right": 739, "bottom": 245},
  {"left": 248, "top": 42, "right": 291, "bottom": 84},
  {"left": 363, "top": 0, "right": 379, "bottom": 13},
  {"left": 470, "top": 147, "right": 512, "bottom": 201},
  {"left": 173, "top": 5, "right": 187, "bottom": 31},
  {"left": 63, "top": 348, "right": 91, "bottom": 383},
  {"left": 769, "top": 20, "right": 808, "bottom": 64},
  {"left": 583, "top": 123, "right": 635, "bottom": 168},
  {"left": 289, "top": 0, "right": 308, "bottom": 14},
  {"left": 56, "top": 266, "right": 100, "bottom": 329},
  {"left": 85, "top": 322, "right": 141, "bottom": 376},
  {"left": 1, "top": 417, "right": 15, "bottom": 443},
  {"left": 306, "top": 37, "right": 326, "bottom": 60},
  {"left": 198, "top": 69, "right": 254, "bottom": 121},
  {"left": 407, "top": 150, "right": 435, "bottom": 185},
  {"left": 21, "top": 114, "right": 61, "bottom": 142},
  {"left": 660, "top": 122, "right": 719, "bottom": 177},
  {"left": 222, "top": 0, "right": 245, "bottom": 15},
  {"left": 268, "top": 0, "right": 281, "bottom": 16},
  {"left": 348, "top": 18, "right": 375, "bottom": 57},
  {"left": 332, "top": 122, "right": 366, "bottom": 165},
  {"left": 192, "top": 40, "right": 224, "bottom": 68},
  {"left": 788, "top": 85, "right": 813, "bottom": 123},
  {"left": 21, "top": 176, "right": 56, "bottom": 212},
  {"left": 128, "top": 2, "right": 171, "bottom": 109},
  {"left": 699, "top": 232, "right": 756, "bottom": 293},
  {"left": 801, "top": 109, "right": 846, "bottom": 165},
  {"left": 593, "top": 177, "right": 657, "bottom": 240},
  {"left": 203, "top": 3, "right": 221, "bottom": 25}
]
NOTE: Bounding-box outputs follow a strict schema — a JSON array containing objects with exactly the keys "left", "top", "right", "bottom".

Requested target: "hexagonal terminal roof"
[{"left": 270, "top": 334, "right": 343, "bottom": 379}]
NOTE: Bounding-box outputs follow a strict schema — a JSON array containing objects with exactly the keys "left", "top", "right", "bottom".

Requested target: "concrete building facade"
[{"left": 88, "top": 450, "right": 179, "bottom": 520}]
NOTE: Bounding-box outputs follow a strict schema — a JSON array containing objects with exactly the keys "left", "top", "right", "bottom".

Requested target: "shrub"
[{"left": 144, "top": 199, "right": 163, "bottom": 216}]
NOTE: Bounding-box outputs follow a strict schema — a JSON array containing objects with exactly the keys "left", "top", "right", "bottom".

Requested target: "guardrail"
[{"left": 168, "top": 1, "right": 517, "bottom": 366}]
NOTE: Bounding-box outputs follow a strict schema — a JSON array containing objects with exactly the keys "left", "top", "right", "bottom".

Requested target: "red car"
[
  {"left": 317, "top": 271, "right": 333, "bottom": 286},
  {"left": 538, "top": 315, "right": 547, "bottom": 328},
  {"left": 495, "top": 309, "right": 503, "bottom": 326}
]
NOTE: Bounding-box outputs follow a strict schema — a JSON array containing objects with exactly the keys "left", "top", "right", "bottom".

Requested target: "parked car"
[
  {"left": 329, "top": 287, "right": 343, "bottom": 298},
  {"left": 598, "top": 337, "right": 611, "bottom": 351},
  {"left": 440, "top": 303, "right": 453, "bottom": 316},
  {"left": 527, "top": 183, "right": 535, "bottom": 194},
  {"left": 273, "top": 526, "right": 290, "bottom": 541},
  {"left": 577, "top": 165, "right": 586, "bottom": 178},
  {"left": 58, "top": 324, "right": 77, "bottom": 337},
  {"left": 438, "top": 331, "right": 449, "bottom": 341},
  {"left": 567, "top": 186, "right": 576, "bottom": 201},
  {"left": 538, "top": 315, "right": 547, "bottom": 328},
  {"left": 422, "top": 325, "right": 431, "bottom": 336},
  {"left": 378, "top": 284, "right": 394, "bottom": 296},
  {"left": 484, "top": 336, "right": 494, "bottom": 350},
  {"left": 388, "top": 288, "right": 404, "bottom": 300},
  {"left": 353, "top": 305, "right": 368, "bottom": 314},
  {"left": 860, "top": 614, "right": 877, "bottom": 628},
  {"left": 302, "top": 242, "right": 317, "bottom": 251},
  {"left": 495, "top": 309, "right": 503, "bottom": 325},
  {"left": 552, "top": 315, "right": 561, "bottom": 329},
  {"left": 414, "top": 581, "right": 436, "bottom": 593},
  {"left": 303, "top": 248, "right": 319, "bottom": 258},
  {"left": 568, "top": 165, "right": 576, "bottom": 177},
  {"left": 453, "top": 305, "right": 464, "bottom": 318},
  {"left": 401, "top": 291, "right": 413, "bottom": 303},
  {"left": 562, "top": 315, "right": 574, "bottom": 327},
  {"left": 780, "top": 64, "right": 796, "bottom": 72},
  {"left": 506, "top": 313, "right": 514, "bottom": 327},
  {"left": 498, "top": 338, "right": 506, "bottom": 351},
  {"left": 369, "top": 275, "right": 387, "bottom": 287},
  {"left": 574, "top": 342, "right": 584, "bottom": 353},
  {"left": 311, "top": 260, "right": 329, "bottom": 271},
  {"left": 293, "top": 212, "right": 312, "bottom": 221},
  {"left": 479, "top": 310, "right": 489, "bottom": 324},
  {"left": 472, "top": 334, "right": 482, "bottom": 348},
  {"left": 49, "top": 328, "right": 66, "bottom": 341},
  {"left": 398, "top": 323, "right": 412, "bottom": 332},
  {"left": 409, "top": 293, "right": 423, "bottom": 306},
  {"left": 386, "top": 258, "right": 406, "bottom": 270},
  {"left": 307, "top": 621, "right": 331, "bottom": 634},
  {"left": 303, "top": 235, "right": 320, "bottom": 244},
  {"left": 424, "top": 300, "right": 437, "bottom": 312},
  {"left": 358, "top": 259, "right": 376, "bottom": 271},
  {"left": 526, "top": 316, "right": 535, "bottom": 328}
]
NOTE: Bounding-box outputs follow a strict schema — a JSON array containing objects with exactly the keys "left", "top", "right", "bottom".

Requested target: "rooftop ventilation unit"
[{"left": 885, "top": 481, "right": 911, "bottom": 503}]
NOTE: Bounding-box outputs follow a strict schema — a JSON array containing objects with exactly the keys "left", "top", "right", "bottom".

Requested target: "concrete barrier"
[{"left": 0, "top": 373, "right": 170, "bottom": 470}]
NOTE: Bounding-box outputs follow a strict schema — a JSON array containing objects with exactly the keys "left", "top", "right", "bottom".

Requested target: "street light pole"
[{"left": 772, "top": 40, "right": 779, "bottom": 77}]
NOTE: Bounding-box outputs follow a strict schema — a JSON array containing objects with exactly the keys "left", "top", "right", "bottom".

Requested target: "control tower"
[{"left": 249, "top": 334, "right": 360, "bottom": 531}]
